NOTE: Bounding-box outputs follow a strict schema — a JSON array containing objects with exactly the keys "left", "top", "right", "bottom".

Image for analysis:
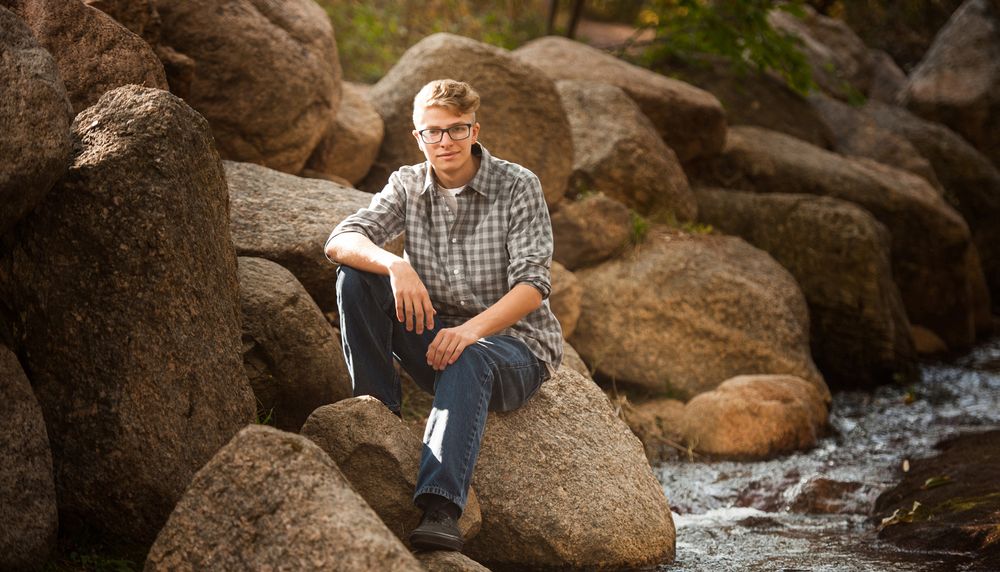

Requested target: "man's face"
[{"left": 412, "top": 105, "right": 480, "bottom": 179}]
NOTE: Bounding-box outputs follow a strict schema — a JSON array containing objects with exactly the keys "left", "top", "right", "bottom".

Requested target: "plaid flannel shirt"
[{"left": 327, "top": 143, "right": 563, "bottom": 373}]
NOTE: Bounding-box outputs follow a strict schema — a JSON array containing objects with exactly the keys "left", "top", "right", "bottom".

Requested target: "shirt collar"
[{"left": 420, "top": 143, "right": 491, "bottom": 197}]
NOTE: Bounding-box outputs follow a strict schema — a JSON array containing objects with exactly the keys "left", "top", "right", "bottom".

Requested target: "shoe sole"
[{"left": 409, "top": 529, "right": 464, "bottom": 552}]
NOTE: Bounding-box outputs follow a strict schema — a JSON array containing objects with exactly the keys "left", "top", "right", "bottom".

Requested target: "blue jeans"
[{"left": 335, "top": 266, "right": 546, "bottom": 511}]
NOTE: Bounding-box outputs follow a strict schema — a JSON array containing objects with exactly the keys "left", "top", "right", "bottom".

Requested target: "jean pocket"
[{"left": 488, "top": 360, "right": 544, "bottom": 413}]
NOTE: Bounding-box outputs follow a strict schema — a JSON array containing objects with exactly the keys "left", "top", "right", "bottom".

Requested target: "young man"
[{"left": 324, "top": 79, "right": 563, "bottom": 552}]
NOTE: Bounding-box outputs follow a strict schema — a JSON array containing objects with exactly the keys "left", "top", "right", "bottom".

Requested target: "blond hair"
[{"left": 412, "top": 79, "right": 480, "bottom": 125}]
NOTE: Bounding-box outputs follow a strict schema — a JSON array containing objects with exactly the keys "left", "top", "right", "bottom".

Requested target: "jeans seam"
[{"left": 456, "top": 366, "right": 492, "bottom": 508}]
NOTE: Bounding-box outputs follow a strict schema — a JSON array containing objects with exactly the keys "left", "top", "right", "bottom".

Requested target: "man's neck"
[{"left": 433, "top": 155, "right": 481, "bottom": 189}]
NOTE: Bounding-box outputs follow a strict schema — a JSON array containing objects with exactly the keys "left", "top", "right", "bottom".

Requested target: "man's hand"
[
  {"left": 388, "top": 259, "right": 435, "bottom": 334},
  {"left": 426, "top": 322, "right": 482, "bottom": 371}
]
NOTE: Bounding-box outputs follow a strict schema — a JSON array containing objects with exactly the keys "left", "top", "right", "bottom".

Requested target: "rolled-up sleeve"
[
  {"left": 506, "top": 173, "right": 553, "bottom": 299},
  {"left": 325, "top": 173, "right": 406, "bottom": 260}
]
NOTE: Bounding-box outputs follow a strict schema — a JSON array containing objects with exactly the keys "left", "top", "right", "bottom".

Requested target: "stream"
[{"left": 655, "top": 333, "right": 1000, "bottom": 571}]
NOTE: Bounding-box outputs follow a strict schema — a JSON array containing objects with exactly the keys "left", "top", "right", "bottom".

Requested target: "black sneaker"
[{"left": 409, "top": 508, "right": 464, "bottom": 551}]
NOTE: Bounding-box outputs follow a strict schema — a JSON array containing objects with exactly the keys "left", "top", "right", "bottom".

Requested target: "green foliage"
[
  {"left": 634, "top": 0, "right": 816, "bottom": 94},
  {"left": 254, "top": 406, "right": 274, "bottom": 426},
  {"left": 316, "top": 1, "right": 548, "bottom": 83},
  {"left": 629, "top": 211, "right": 650, "bottom": 244}
]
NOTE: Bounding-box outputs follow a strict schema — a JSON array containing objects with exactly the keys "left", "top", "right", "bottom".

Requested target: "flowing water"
[{"left": 655, "top": 334, "right": 1000, "bottom": 571}]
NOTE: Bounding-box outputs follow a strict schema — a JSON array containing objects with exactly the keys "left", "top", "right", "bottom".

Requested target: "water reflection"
[{"left": 656, "top": 335, "right": 1000, "bottom": 571}]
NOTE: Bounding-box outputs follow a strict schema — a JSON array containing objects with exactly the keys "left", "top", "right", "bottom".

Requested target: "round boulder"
[
  {"left": 300, "top": 396, "right": 483, "bottom": 544},
  {"left": 550, "top": 261, "right": 581, "bottom": 339},
  {"left": 514, "top": 36, "right": 726, "bottom": 162},
  {"left": 550, "top": 192, "right": 632, "bottom": 270},
  {"left": 683, "top": 375, "right": 829, "bottom": 459},
  {"left": 363, "top": 33, "right": 572, "bottom": 205},
  {"left": 569, "top": 228, "right": 826, "bottom": 400},
  {"left": 5, "top": 0, "right": 167, "bottom": 114},
  {"left": 155, "top": 0, "right": 342, "bottom": 173},
  {"left": 83, "top": 0, "right": 161, "bottom": 45},
  {"left": 145, "top": 425, "right": 422, "bottom": 572},
  {"left": 0, "top": 346, "right": 57, "bottom": 571},
  {"left": 0, "top": 85, "right": 256, "bottom": 543},
  {"left": 464, "top": 367, "right": 676, "bottom": 570},
  {"left": 0, "top": 6, "right": 73, "bottom": 237},
  {"left": 305, "top": 81, "right": 384, "bottom": 185},
  {"left": 238, "top": 257, "right": 351, "bottom": 432}
]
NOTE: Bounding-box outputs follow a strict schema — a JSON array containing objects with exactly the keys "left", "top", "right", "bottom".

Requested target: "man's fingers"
[
  {"left": 432, "top": 334, "right": 454, "bottom": 370},
  {"left": 395, "top": 296, "right": 405, "bottom": 323},
  {"left": 404, "top": 296, "right": 416, "bottom": 332},
  {"left": 413, "top": 301, "right": 425, "bottom": 334},
  {"left": 422, "top": 297, "right": 435, "bottom": 330},
  {"left": 427, "top": 331, "right": 443, "bottom": 364}
]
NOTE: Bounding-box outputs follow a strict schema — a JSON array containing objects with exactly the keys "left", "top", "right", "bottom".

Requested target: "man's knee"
[{"left": 336, "top": 265, "right": 373, "bottom": 300}]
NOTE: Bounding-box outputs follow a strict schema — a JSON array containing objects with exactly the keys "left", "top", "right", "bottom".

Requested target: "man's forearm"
[
  {"left": 464, "top": 283, "right": 543, "bottom": 339},
  {"left": 326, "top": 232, "right": 402, "bottom": 276}
]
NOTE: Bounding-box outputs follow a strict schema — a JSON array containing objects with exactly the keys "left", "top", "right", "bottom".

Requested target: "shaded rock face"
[
  {"left": 839, "top": 0, "right": 964, "bottom": 73},
  {"left": 556, "top": 80, "right": 696, "bottom": 219},
  {"left": 619, "top": 396, "right": 686, "bottom": 462},
  {"left": 146, "top": 425, "right": 423, "bottom": 572},
  {"left": 902, "top": 0, "right": 1000, "bottom": 168},
  {"left": 768, "top": 5, "right": 875, "bottom": 101},
  {"left": 300, "top": 397, "right": 482, "bottom": 544},
  {"left": 83, "top": 0, "right": 160, "bottom": 45},
  {"left": 683, "top": 375, "right": 829, "bottom": 459},
  {"left": 363, "top": 33, "right": 571, "bottom": 205},
  {"left": 5, "top": 0, "right": 167, "bottom": 114},
  {"left": 0, "top": 85, "right": 256, "bottom": 543},
  {"left": 550, "top": 261, "right": 581, "bottom": 339},
  {"left": 155, "top": 0, "right": 342, "bottom": 173},
  {"left": 415, "top": 551, "right": 491, "bottom": 572},
  {"left": 561, "top": 340, "right": 591, "bottom": 379},
  {"left": 514, "top": 36, "right": 726, "bottom": 163},
  {"left": 862, "top": 101, "right": 1000, "bottom": 312},
  {"left": 238, "top": 257, "right": 351, "bottom": 432},
  {"left": 867, "top": 50, "right": 908, "bottom": 104},
  {"left": 550, "top": 192, "right": 632, "bottom": 270},
  {"left": 810, "top": 94, "right": 942, "bottom": 190},
  {"left": 0, "top": 6, "right": 72, "bottom": 237},
  {"left": 875, "top": 429, "right": 1000, "bottom": 570},
  {"left": 569, "top": 228, "right": 825, "bottom": 400},
  {"left": 225, "top": 160, "right": 398, "bottom": 313},
  {"left": 305, "top": 81, "right": 384, "bottom": 185},
  {"left": 656, "top": 55, "right": 835, "bottom": 150},
  {"left": 694, "top": 188, "right": 916, "bottom": 389},
  {"left": 0, "top": 346, "right": 57, "bottom": 571},
  {"left": 464, "top": 367, "right": 676, "bottom": 570},
  {"left": 688, "top": 126, "right": 988, "bottom": 350}
]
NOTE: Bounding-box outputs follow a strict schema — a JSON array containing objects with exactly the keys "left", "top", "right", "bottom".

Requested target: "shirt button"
[
  {"left": 451, "top": 238, "right": 457, "bottom": 244},
  {"left": 460, "top": 300, "right": 467, "bottom": 306},
  {"left": 453, "top": 268, "right": 461, "bottom": 275}
]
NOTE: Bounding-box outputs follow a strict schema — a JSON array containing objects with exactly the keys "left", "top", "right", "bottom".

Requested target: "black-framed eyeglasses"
[{"left": 417, "top": 123, "right": 473, "bottom": 144}]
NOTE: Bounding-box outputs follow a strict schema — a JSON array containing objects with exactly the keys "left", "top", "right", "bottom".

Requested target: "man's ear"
[{"left": 412, "top": 129, "right": 423, "bottom": 149}]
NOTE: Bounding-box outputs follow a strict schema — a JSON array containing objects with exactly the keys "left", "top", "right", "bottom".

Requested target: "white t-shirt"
[{"left": 436, "top": 184, "right": 464, "bottom": 214}]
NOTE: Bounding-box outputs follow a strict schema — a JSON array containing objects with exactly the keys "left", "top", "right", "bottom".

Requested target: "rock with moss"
[
  {"left": 556, "top": 80, "right": 696, "bottom": 219},
  {"left": 550, "top": 192, "right": 632, "bottom": 270},
  {"left": 238, "top": 257, "right": 351, "bottom": 432},
  {"left": 514, "top": 36, "right": 726, "bottom": 163},
  {"left": 0, "top": 86, "right": 256, "bottom": 543},
  {"left": 146, "top": 425, "right": 423, "bottom": 571},
  {"left": 694, "top": 188, "right": 917, "bottom": 388},
  {"left": 363, "top": 33, "right": 571, "bottom": 205},
  {"left": 0, "top": 346, "right": 57, "bottom": 571},
  {"left": 688, "top": 125, "right": 990, "bottom": 350},
  {"left": 5, "top": 0, "right": 167, "bottom": 114},
  {"left": 570, "top": 227, "right": 826, "bottom": 400},
  {"left": 299, "top": 396, "right": 483, "bottom": 545},
  {"left": 0, "top": 6, "right": 73, "bottom": 237},
  {"left": 464, "top": 367, "right": 676, "bottom": 569}
]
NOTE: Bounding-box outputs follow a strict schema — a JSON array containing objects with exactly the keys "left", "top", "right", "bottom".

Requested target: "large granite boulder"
[
  {"left": 768, "top": 5, "right": 875, "bottom": 101},
  {"left": 5, "top": 0, "right": 167, "bottom": 114},
  {"left": 514, "top": 36, "right": 726, "bottom": 162},
  {"left": 694, "top": 188, "right": 917, "bottom": 388},
  {"left": 238, "top": 257, "right": 351, "bottom": 432},
  {"left": 556, "top": 80, "right": 696, "bottom": 219},
  {"left": 0, "top": 7, "right": 73, "bottom": 237},
  {"left": 226, "top": 160, "right": 400, "bottom": 313},
  {"left": 155, "top": 0, "right": 341, "bottom": 173},
  {"left": 0, "top": 85, "right": 256, "bottom": 543},
  {"left": 363, "top": 33, "right": 571, "bottom": 205},
  {"left": 810, "top": 94, "right": 941, "bottom": 190},
  {"left": 550, "top": 192, "right": 632, "bottom": 270},
  {"left": 867, "top": 49, "right": 909, "bottom": 104},
  {"left": 300, "top": 397, "right": 482, "bottom": 544},
  {"left": 0, "top": 346, "right": 57, "bottom": 571},
  {"left": 683, "top": 375, "right": 829, "bottom": 458},
  {"left": 464, "top": 367, "right": 676, "bottom": 570},
  {"left": 862, "top": 101, "right": 1000, "bottom": 311},
  {"left": 901, "top": 0, "right": 1000, "bottom": 168},
  {"left": 550, "top": 261, "right": 581, "bottom": 339},
  {"left": 305, "top": 81, "right": 384, "bottom": 185},
  {"left": 569, "top": 228, "right": 826, "bottom": 400},
  {"left": 656, "top": 55, "right": 835, "bottom": 149},
  {"left": 83, "top": 0, "right": 160, "bottom": 44},
  {"left": 145, "top": 425, "right": 423, "bottom": 572},
  {"left": 416, "top": 552, "right": 491, "bottom": 572},
  {"left": 688, "top": 126, "right": 989, "bottom": 350}
]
